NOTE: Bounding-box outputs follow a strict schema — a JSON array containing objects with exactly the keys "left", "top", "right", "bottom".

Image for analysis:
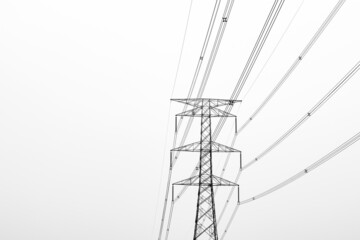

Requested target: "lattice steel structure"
[{"left": 171, "top": 98, "right": 241, "bottom": 240}]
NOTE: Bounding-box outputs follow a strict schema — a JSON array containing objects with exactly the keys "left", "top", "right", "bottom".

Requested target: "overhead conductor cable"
[
  {"left": 158, "top": 1, "right": 229, "bottom": 239},
  {"left": 173, "top": 0, "right": 234, "bottom": 166},
  {"left": 221, "top": 129, "right": 360, "bottom": 240},
  {"left": 220, "top": 58, "right": 360, "bottom": 239},
  {"left": 216, "top": 0, "right": 346, "bottom": 225},
  {"left": 169, "top": 0, "right": 236, "bottom": 212},
  {"left": 213, "top": 0, "right": 285, "bottom": 140},
  {"left": 155, "top": 0, "right": 195, "bottom": 238},
  {"left": 174, "top": 0, "right": 285, "bottom": 202},
  {"left": 162, "top": 2, "right": 235, "bottom": 237}
]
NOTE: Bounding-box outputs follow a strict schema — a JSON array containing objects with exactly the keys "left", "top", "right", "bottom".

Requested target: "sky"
[{"left": 0, "top": 0, "right": 360, "bottom": 240}]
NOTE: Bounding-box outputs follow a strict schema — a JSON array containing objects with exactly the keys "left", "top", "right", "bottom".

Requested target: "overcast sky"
[{"left": 1, "top": 0, "right": 360, "bottom": 240}]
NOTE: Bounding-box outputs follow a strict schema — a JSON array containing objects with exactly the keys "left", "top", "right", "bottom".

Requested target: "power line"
[
  {"left": 169, "top": 1, "right": 347, "bottom": 232},
  {"left": 185, "top": 0, "right": 222, "bottom": 100},
  {"left": 174, "top": 0, "right": 280, "bottom": 162},
  {"left": 173, "top": 0, "right": 285, "bottom": 203},
  {"left": 220, "top": 130, "right": 360, "bottom": 240},
  {"left": 175, "top": 0, "right": 223, "bottom": 133},
  {"left": 164, "top": 201, "right": 175, "bottom": 240},
  {"left": 158, "top": 1, "right": 226, "bottom": 239},
  {"left": 214, "top": 0, "right": 305, "bottom": 195},
  {"left": 244, "top": 58, "right": 360, "bottom": 171},
  {"left": 169, "top": 0, "right": 195, "bottom": 98},
  {"left": 240, "top": 0, "right": 305, "bottom": 101},
  {"left": 173, "top": 0, "right": 235, "bottom": 166},
  {"left": 170, "top": 98, "right": 241, "bottom": 240},
  {"left": 232, "top": 0, "right": 284, "bottom": 100},
  {"left": 217, "top": 57, "right": 360, "bottom": 232},
  {"left": 236, "top": 0, "right": 346, "bottom": 136},
  {"left": 214, "top": 0, "right": 346, "bottom": 215},
  {"left": 155, "top": 0, "right": 194, "bottom": 238},
  {"left": 164, "top": 5, "right": 237, "bottom": 227},
  {"left": 213, "top": 0, "right": 285, "bottom": 140},
  {"left": 162, "top": 4, "right": 235, "bottom": 238},
  {"left": 157, "top": 0, "right": 357, "bottom": 239},
  {"left": 197, "top": 0, "right": 235, "bottom": 98}
]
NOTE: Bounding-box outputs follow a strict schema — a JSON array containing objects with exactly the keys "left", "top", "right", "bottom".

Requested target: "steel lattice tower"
[{"left": 171, "top": 98, "right": 242, "bottom": 240}]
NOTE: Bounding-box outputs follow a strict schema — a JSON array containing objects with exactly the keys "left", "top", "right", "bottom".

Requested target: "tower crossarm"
[
  {"left": 173, "top": 175, "right": 238, "bottom": 187},
  {"left": 176, "top": 107, "right": 236, "bottom": 118},
  {"left": 171, "top": 141, "right": 240, "bottom": 153},
  {"left": 171, "top": 98, "right": 241, "bottom": 108}
]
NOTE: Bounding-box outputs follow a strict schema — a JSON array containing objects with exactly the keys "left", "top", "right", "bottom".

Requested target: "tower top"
[{"left": 171, "top": 98, "right": 241, "bottom": 108}]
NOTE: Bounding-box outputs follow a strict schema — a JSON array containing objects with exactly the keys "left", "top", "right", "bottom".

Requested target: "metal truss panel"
[
  {"left": 176, "top": 107, "right": 236, "bottom": 118},
  {"left": 211, "top": 142, "right": 239, "bottom": 152},
  {"left": 174, "top": 175, "right": 238, "bottom": 187},
  {"left": 171, "top": 141, "right": 201, "bottom": 152},
  {"left": 171, "top": 141, "right": 240, "bottom": 153},
  {"left": 171, "top": 98, "right": 241, "bottom": 108}
]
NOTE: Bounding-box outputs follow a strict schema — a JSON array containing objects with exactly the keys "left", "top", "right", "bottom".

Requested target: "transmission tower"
[{"left": 171, "top": 98, "right": 242, "bottom": 240}]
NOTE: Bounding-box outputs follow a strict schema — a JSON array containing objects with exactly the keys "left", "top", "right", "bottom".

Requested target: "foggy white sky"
[{"left": 0, "top": 0, "right": 359, "bottom": 240}]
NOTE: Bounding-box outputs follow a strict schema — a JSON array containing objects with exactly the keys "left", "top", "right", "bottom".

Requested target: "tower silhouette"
[{"left": 171, "top": 98, "right": 241, "bottom": 240}]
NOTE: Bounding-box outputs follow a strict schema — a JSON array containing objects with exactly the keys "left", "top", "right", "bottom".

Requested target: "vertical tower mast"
[
  {"left": 194, "top": 99, "right": 218, "bottom": 239},
  {"left": 171, "top": 98, "right": 241, "bottom": 240}
]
